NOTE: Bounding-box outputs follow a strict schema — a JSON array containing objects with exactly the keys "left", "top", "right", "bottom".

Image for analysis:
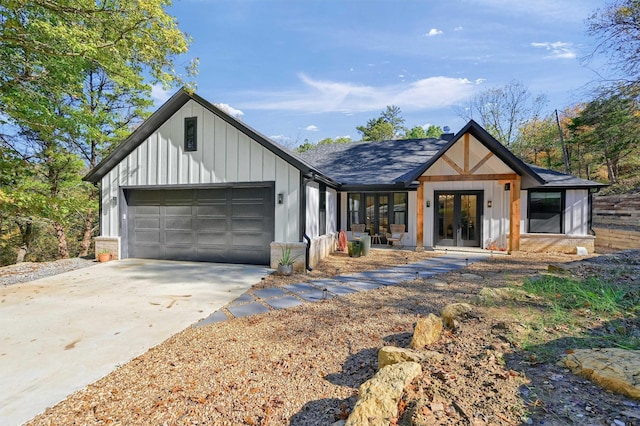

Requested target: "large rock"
[
  {"left": 440, "top": 302, "right": 473, "bottom": 329},
  {"left": 562, "top": 348, "right": 640, "bottom": 400},
  {"left": 410, "top": 314, "right": 443, "bottom": 349},
  {"left": 345, "top": 362, "right": 422, "bottom": 425},
  {"left": 378, "top": 346, "right": 444, "bottom": 369}
]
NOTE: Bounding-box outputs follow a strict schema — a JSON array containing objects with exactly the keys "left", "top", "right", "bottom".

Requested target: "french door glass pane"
[
  {"left": 379, "top": 195, "right": 389, "bottom": 233},
  {"left": 460, "top": 195, "right": 477, "bottom": 241},
  {"left": 365, "top": 195, "right": 375, "bottom": 232},
  {"left": 393, "top": 193, "right": 407, "bottom": 226},
  {"left": 438, "top": 194, "right": 455, "bottom": 240},
  {"left": 348, "top": 194, "right": 361, "bottom": 227}
]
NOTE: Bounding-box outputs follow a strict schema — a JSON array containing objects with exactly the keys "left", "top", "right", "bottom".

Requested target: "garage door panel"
[
  {"left": 232, "top": 233, "right": 267, "bottom": 246},
  {"left": 136, "top": 206, "right": 161, "bottom": 215},
  {"left": 127, "top": 187, "right": 273, "bottom": 264},
  {"left": 232, "top": 218, "right": 267, "bottom": 231},
  {"left": 165, "top": 205, "right": 192, "bottom": 216},
  {"left": 165, "top": 217, "right": 193, "bottom": 230},
  {"left": 135, "top": 218, "right": 160, "bottom": 229},
  {"left": 134, "top": 231, "right": 160, "bottom": 244},
  {"left": 197, "top": 204, "right": 227, "bottom": 216},
  {"left": 196, "top": 218, "right": 228, "bottom": 232},
  {"left": 165, "top": 231, "right": 195, "bottom": 245},
  {"left": 196, "top": 232, "right": 227, "bottom": 243},
  {"left": 232, "top": 203, "right": 265, "bottom": 217}
]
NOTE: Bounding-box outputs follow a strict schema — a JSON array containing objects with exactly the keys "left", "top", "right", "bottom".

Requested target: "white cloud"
[
  {"left": 426, "top": 28, "right": 443, "bottom": 37},
  {"left": 531, "top": 41, "right": 577, "bottom": 59},
  {"left": 150, "top": 84, "right": 172, "bottom": 103},
  {"left": 214, "top": 103, "right": 244, "bottom": 119},
  {"left": 454, "top": 26, "right": 464, "bottom": 31},
  {"left": 305, "top": 125, "right": 319, "bottom": 131},
  {"left": 239, "top": 74, "right": 477, "bottom": 114}
]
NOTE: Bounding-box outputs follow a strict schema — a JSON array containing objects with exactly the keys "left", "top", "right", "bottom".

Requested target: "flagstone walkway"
[{"left": 195, "top": 251, "right": 490, "bottom": 327}]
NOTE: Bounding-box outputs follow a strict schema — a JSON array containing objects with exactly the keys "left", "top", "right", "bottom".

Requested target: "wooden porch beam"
[
  {"left": 419, "top": 173, "right": 518, "bottom": 182},
  {"left": 509, "top": 176, "right": 521, "bottom": 252},
  {"left": 416, "top": 180, "right": 424, "bottom": 250}
]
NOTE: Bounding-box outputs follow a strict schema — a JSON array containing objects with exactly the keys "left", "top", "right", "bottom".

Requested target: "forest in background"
[{"left": 1, "top": 1, "right": 639, "bottom": 266}]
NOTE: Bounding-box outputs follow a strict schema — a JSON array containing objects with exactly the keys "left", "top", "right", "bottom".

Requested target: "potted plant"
[
  {"left": 97, "top": 249, "right": 111, "bottom": 263},
  {"left": 277, "top": 246, "right": 299, "bottom": 276}
]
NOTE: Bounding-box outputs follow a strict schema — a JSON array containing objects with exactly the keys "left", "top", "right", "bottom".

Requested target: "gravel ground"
[
  {"left": 12, "top": 250, "right": 640, "bottom": 425},
  {"left": 0, "top": 258, "right": 96, "bottom": 287}
]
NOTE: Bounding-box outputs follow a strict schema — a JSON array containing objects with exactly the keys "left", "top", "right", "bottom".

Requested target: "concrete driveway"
[{"left": 0, "top": 259, "right": 269, "bottom": 426}]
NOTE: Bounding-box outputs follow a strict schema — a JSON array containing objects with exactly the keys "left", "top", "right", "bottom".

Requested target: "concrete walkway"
[
  {"left": 195, "top": 251, "right": 490, "bottom": 326},
  {"left": 0, "top": 259, "right": 270, "bottom": 426}
]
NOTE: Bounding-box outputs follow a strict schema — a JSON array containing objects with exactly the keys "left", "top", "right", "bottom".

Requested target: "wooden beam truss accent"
[
  {"left": 468, "top": 152, "right": 494, "bottom": 174},
  {"left": 463, "top": 133, "right": 470, "bottom": 173},
  {"left": 509, "top": 176, "right": 521, "bottom": 252},
  {"left": 441, "top": 154, "right": 465, "bottom": 175},
  {"left": 416, "top": 180, "right": 424, "bottom": 249},
  {"left": 419, "top": 173, "right": 518, "bottom": 182}
]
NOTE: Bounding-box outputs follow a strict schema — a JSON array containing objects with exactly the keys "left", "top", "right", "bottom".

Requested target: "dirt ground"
[{"left": 23, "top": 248, "right": 640, "bottom": 425}]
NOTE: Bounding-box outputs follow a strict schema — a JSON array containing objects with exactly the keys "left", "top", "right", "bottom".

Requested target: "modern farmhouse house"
[{"left": 84, "top": 89, "right": 605, "bottom": 269}]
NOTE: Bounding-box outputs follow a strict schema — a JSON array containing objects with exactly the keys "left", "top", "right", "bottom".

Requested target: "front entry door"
[{"left": 435, "top": 191, "right": 482, "bottom": 247}]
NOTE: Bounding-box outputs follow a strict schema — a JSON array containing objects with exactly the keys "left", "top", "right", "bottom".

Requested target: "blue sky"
[{"left": 157, "top": 0, "right": 607, "bottom": 148}]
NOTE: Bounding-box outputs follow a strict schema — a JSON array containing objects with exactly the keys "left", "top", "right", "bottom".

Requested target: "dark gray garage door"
[{"left": 125, "top": 186, "right": 274, "bottom": 264}]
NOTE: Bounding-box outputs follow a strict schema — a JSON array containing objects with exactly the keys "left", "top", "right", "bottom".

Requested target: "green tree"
[
  {"left": 405, "top": 126, "right": 427, "bottom": 139},
  {"left": 453, "top": 80, "right": 547, "bottom": 147},
  {"left": 0, "top": 0, "right": 195, "bottom": 122},
  {"left": 380, "top": 105, "right": 406, "bottom": 136},
  {"left": 0, "top": 0, "right": 196, "bottom": 263},
  {"left": 357, "top": 105, "right": 406, "bottom": 141},
  {"left": 513, "top": 113, "right": 565, "bottom": 170},
  {"left": 568, "top": 90, "right": 640, "bottom": 184},
  {"left": 295, "top": 140, "right": 316, "bottom": 153}
]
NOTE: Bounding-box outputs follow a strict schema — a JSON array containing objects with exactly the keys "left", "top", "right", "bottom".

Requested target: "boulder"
[
  {"left": 378, "top": 346, "right": 443, "bottom": 369},
  {"left": 440, "top": 302, "right": 473, "bottom": 329},
  {"left": 410, "top": 314, "right": 443, "bottom": 349},
  {"left": 345, "top": 362, "right": 422, "bottom": 425},
  {"left": 562, "top": 348, "right": 640, "bottom": 400}
]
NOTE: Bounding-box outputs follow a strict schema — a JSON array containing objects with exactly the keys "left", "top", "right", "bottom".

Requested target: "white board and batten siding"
[
  {"left": 101, "top": 99, "right": 301, "bottom": 243},
  {"left": 520, "top": 189, "right": 590, "bottom": 235},
  {"left": 305, "top": 183, "right": 338, "bottom": 239}
]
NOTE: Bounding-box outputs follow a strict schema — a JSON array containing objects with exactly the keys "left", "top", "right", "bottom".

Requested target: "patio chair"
[
  {"left": 351, "top": 224, "right": 366, "bottom": 240},
  {"left": 386, "top": 224, "right": 406, "bottom": 248}
]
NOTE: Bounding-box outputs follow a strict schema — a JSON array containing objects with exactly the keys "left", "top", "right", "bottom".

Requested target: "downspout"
[
  {"left": 300, "top": 172, "right": 316, "bottom": 272},
  {"left": 588, "top": 187, "right": 601, "bottom": 236}
]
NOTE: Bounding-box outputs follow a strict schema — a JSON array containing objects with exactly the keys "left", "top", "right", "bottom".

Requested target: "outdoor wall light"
[
  {"left": 426, "top": 200, "right": 431, "bottom": 208},
  {"left": 111, "top": 196, "right": 117, "bottom": 206},
  {"left": 487, "top": 200, "right": 492, "bottom": 208},
  {"left": 277, "top": 193, "right": 284, "bottom": 204}
]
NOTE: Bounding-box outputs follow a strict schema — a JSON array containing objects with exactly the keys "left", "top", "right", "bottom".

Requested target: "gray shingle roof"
[
  {"left": 297, "top": 138, "right": 448, "bottom": 187},
  {"left": 528, "top": 164, "right": 607, "bottom": 188},
  {"left": 298, "top": 136, "right": 606, "bottom": 189}
]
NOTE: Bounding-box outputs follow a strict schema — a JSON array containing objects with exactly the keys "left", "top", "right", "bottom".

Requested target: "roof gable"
[
  {"left": 84, "top": 88, "right": 331, "bottom": 184},
  {"left": 405, "top": 120, "right": 545, "bottom": 185}
]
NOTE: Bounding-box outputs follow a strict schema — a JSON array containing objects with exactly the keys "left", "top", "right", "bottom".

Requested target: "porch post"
[
  {"left": 416, "top": 181, "right": 424, "bottom": 250},
  {"left": 509, "top": 176, "right": 521, "bottom": 252}
]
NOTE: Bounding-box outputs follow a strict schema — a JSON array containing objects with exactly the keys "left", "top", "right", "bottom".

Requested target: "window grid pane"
[{"left": 529, "top": 191, "right": 563, "bottom": 233}]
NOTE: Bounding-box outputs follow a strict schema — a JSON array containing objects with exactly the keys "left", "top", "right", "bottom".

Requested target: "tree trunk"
[
  {"left": 15, "top": 218, "right": 33, "bottom": 263},
  {"left": 53, "top": 221, "right": 70, "bottom": 259},
  {"left": 79, "top": 208, "right": 95, "bottom": 257}
]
